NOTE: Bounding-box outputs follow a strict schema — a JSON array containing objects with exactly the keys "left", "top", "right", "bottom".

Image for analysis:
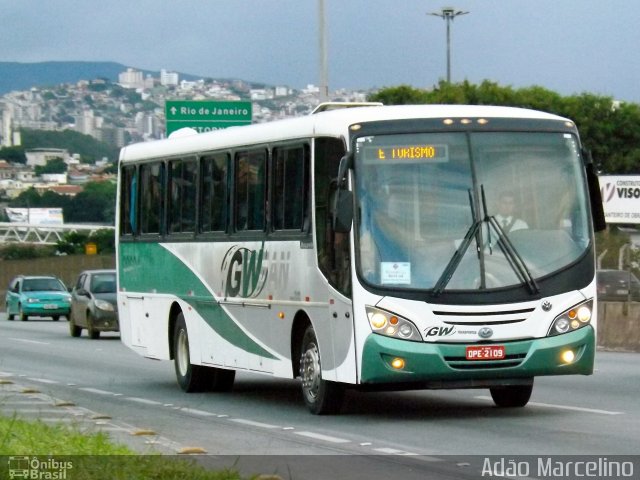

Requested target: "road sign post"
[{"left": 165, "top": 100, "right": 252, "bottom": 135}]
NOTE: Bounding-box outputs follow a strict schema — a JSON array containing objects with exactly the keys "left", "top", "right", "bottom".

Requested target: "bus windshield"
[{"left": 354, "top": 131, "right": 590, "bottom": 291}]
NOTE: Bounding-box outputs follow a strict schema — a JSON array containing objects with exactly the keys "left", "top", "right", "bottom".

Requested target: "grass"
[{"left": 0, "top": 414, "right": 249, "bottom": 480}]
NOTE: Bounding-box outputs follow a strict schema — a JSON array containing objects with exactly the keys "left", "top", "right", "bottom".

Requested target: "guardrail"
[{"left": 0, "top": 222, "right": 114, "bottom": 245}]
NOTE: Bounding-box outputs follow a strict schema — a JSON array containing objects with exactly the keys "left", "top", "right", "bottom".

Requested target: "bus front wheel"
[
  {"left": 174, "top": 313, "right": 209, "bottom": 392},
  {"left": 490, "top": 383, "right": 533, "bottom": 408},
  {"left": 299, "top": 325, "right": 344, "bottom": 415}
]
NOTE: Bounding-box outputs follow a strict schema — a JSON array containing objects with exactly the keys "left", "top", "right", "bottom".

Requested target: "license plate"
[
  {"left": 466, "top": 345, "right": 505, "bottom": 360},
  {"left": 616, "top": 289, "right": 629, "bottom": 295},
  {"left": 43, "top": 304, "right": 59, "bottom": 310}
]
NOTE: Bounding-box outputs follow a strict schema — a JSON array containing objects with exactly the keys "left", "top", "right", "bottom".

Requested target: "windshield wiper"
[
  {"left": 481, "top": 186, "right": 539, "bottom": 295},
  {"left": 433, "top": 189, "right": 481, "bottom": 296},
  {"left": 433, "top": 185, "right": 540, "bottom": 296}
]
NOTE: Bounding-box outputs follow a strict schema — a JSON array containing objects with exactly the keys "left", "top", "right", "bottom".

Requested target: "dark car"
[
  {"left": 69, "top": 269, "right": 119, "bottom": 339},
  {"left": 5, "top": 275, "right": 71, "bottom": 321},
  {"left": 597, "top": 269, "right": 640, "bottom": 302}
]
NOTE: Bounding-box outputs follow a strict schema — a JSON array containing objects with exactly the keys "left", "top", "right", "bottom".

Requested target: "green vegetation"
[
  {"left": 0, "top": 415, "right": 244, "bottom": 480},
  {"left": 8, "top": 181, "right": 116, "bottom": 224},
  {"left": 34, "top": 157, "right": 67, "bottom": 175},
  {"left": 369, "top": 80, "right": 640, "bottom": 174},
  {"left": 56, "top": 229, "right": 115, "bottom": 255},
  {"left": 0, "top": 243, "right": 56, "bottom": 260}
]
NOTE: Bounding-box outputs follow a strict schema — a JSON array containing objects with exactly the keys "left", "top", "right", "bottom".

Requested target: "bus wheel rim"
[
  {"left": 177, "top": 330, "right": 189, "bottom": 376},
  {"left": 301, "top": 342, "right": 321, "bottom": 402}
]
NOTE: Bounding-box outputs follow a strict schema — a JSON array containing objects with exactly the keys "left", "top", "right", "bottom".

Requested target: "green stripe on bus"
[{"left": 119, "top": 242, "right": 276, "bottom": 359}]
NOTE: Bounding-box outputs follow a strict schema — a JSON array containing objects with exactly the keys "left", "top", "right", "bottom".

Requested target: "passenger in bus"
[{"left": 494, "top": 190, "right": 528, "bottom": 233}]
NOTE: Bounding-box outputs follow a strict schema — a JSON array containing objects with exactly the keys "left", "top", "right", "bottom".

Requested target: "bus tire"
[
  {"left": 174, "top": 313, "right": 208, "bottom": 392},
  {"left": 490, "top": 383, "right": 533, "bottom": 408},
  {"left": 299, "top": 325, "right": 344, "bottom": 415}
]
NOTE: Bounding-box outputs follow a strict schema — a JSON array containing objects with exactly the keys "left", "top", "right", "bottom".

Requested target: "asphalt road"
[{"left": 1, "top": 313, "right": 639, "bottom": 479}]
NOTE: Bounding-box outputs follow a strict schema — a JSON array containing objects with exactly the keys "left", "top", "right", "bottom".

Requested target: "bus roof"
[{"left": 119, "top": 104, "right": 571, "bottom": 163}]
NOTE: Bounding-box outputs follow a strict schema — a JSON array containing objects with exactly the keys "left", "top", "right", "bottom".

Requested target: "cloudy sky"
[{"left": 2, "top": 0, "right": 639, "bottom": 102}]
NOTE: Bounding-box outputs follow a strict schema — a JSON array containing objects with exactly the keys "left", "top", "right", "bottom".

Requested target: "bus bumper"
[{"left": 360, "top": 326, "right": 595, "bottom": 386}]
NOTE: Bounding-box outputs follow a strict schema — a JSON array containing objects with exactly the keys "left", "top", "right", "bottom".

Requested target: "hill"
[{"left": 0, "top": 61, "right": 201, "bottom": 95}]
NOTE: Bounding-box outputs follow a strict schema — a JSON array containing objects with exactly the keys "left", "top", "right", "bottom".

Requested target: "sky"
[{"left": 1, "top": 0, "right": 639, "bottom": 102}]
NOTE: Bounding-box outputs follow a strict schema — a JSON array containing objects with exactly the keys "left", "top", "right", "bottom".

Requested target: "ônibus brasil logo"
[{"left": 221, "top": 243, "right": 268, "bottom": 298}]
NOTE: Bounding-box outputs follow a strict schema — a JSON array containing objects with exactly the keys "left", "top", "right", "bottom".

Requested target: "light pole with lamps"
[{"left": 429, "top": 7, "right": 469, "bottom": 83}]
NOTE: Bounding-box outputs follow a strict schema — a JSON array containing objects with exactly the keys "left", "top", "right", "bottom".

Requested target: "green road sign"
[{"left": 165, "top": 100, "right": 252, "bottom": 135}]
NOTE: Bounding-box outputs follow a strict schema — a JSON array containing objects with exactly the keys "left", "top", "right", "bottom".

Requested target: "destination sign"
[{"left": 365, "top": 144, "right": 449, "bottom": 163}]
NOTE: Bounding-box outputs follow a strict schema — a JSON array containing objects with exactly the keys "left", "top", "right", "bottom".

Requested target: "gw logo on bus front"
[{"left": 424, "top": 326, "right": 456, "bottom": 337}]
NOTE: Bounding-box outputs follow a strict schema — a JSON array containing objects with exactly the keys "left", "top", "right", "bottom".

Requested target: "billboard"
[
  {"left": 5, "top": 208, "right": 64, "bottom": 225},
  {"left": 599, "top": 175, "right": 640, "bottom": 224}
]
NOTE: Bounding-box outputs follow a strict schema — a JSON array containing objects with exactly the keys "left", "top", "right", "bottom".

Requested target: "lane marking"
[
  {"left": 79, "top": 387, "right": 118, "bottom": 395},
  {"left": 474, "top": 396, "right": 623, "bottom": 415},
  {"left": 27, "top": 378, "right": 59, "bottom": 384},
  {"left": 374, "top": 447, "right": 418, "bottom": 455},
  {"left": 294, "top": 431, "right": 350, "bottom": 443},
  {"left": 230, "top": 418, "right": 280, "bottom": 429},
  {"left": 180, "top": 408, "right": 217, "bottom": 417},
  {"left": 125, "top": 397, "right": 162, "bottom": 406},
  {"left": 9, "top": 338, "right": 50, "bottom": 345}
]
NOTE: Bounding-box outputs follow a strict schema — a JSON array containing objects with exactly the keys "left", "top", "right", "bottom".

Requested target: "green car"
[{"left": 5, "top": 275, "right": 71, "bottom": 321}]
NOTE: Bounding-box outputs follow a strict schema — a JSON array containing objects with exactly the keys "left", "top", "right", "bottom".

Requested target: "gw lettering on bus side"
[{"left": 223, "top": 244, "right": 267, "bottom": 298}]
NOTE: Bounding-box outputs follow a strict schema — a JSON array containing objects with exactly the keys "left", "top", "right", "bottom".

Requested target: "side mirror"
[
  {"left": 77, "top": 288, "right": 91, "bottom": 298},
  {"left": 583, "top": 150, "right": 606, "bottom": 232},
  {"left": 332, "top": 153, "right": 354, "bottom": 233},
  {"left": 336, "top": 154, "right": 352, "bottom": 187},
  {"left": 333, "top": 190, "right": 354, "bottom": 233}
]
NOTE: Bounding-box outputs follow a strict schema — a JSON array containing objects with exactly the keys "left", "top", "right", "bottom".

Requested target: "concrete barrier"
[
  {"left": 0, "top": 254, "right": 115, "bottom": 302},
  {"left": 597, "top": 301, "right": 640, "bottom": 352}
]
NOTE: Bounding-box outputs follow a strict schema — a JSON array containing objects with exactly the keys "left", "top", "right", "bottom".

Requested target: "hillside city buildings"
[
  {"left": 0, "top": 67, "right": 370, "bottom": 204},
  {"left": 0, "top": 67, "right": 370, "bottom": 149}
]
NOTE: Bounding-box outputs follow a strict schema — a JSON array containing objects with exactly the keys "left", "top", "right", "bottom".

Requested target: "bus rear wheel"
[
  {"left": 490, "top": 383, "right": 533, "bottom": 408},
  {"left": 299, "top": 325, "right": 344, "bottom": 415},
  {"left": 174, "top": 313, "right": 208, "bottom": 392},
  {"left": 173, "top": 313, "right": 235, "bottom": 393}
]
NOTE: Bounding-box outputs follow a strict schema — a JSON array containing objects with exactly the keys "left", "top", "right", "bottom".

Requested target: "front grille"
[{"left": 433, "top": 307, "right": 535, "bottom": 326}]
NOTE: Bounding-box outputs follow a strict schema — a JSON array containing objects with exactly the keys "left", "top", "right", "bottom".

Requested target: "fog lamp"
[
  {"left": 390, "top": 357, "right": 405, "bottom": 370},
  {"left": 561, "top": 350, "right": 576, "bottom": 364}
]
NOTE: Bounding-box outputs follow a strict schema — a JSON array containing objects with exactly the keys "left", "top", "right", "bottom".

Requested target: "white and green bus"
[{"left": 116, "top": 103, "right": 606, "bottom": 414}]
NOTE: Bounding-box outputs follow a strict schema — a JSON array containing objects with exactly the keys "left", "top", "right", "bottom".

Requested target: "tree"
[
  {"left": 369, "top": 81, "right": 640, "bottom": 175},
  {"left": 0, "top": 146, "right": 27, "bottom": 164},
  {"left": 64, "top": 181, "right": 116, "bottom": 224},
  {"left": 34, "top": 157, "right": 67, "bottom": 175}
]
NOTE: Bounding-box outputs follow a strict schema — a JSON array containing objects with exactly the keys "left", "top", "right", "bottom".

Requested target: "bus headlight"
[
  {"left": 366, "top": 306, "right": 421, "bottom": 341},
  {"left": 548, "top": 300, "right": 593, "bottom": 337}
]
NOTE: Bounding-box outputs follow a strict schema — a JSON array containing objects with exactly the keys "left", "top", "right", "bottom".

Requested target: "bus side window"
[
  {"left": 235, "top": 150, "right": 267, "bottom": 232},
  {"left": 200, "top": 153, "right": 229, "bottom": 233},
  {"left": 168, "top": 157, "right": 197, "bottom": 234},
  {"left": 139, "top": 162, "right": 164, "bottom": 235},
  {"left": 315, "top": 137, "right": 351, "bottom": 296},
  {"left": 120, "top": 165, "right": 137, "bottom": 236},
  {"left": 272, "top": 144, "right": 310, "bottom": 231}
]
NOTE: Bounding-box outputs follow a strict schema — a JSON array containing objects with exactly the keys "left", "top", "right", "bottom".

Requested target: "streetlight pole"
[
  {"left": 429, "top": 7, "right": 469, "bottom": 83},
  {"left": 318, "top": 0, "right": 329, "bottom": 102}
]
